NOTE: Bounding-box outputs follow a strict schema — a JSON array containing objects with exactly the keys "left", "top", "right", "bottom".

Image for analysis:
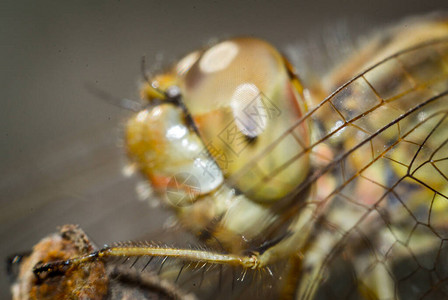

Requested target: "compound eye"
[{"left": 176, "top": 38, "right": 311, "bottom": 203}]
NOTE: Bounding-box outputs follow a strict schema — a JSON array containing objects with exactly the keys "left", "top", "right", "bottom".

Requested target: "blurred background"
[{"left": 1, "top": 0, "right": 447, "bottom": 298}]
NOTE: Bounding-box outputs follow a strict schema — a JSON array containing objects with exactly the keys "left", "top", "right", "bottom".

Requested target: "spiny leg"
[{"left": 33, "top": 242, "right": 261, "bottom": 279}]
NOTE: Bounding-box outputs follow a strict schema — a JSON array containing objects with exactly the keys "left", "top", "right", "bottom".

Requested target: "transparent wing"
[{"left": 228, "top": 38, "right": 448, "bottom": 299}]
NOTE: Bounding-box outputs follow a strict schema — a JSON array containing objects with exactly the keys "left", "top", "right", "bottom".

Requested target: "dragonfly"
[{"left": 12, "top": 14, "right": 448, "bottom": 299}]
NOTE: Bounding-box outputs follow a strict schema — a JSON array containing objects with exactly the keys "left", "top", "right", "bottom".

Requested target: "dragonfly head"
[{"left": 125, "top": 38, "right": 313, "bottom": 249}]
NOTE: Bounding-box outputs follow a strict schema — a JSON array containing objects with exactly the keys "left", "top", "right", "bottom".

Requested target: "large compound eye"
[{"left": 176, "top": 38, "right": 311, "bottom": 203}]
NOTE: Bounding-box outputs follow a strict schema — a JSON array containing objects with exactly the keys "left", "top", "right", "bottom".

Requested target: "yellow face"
[
  {"left": 126, "top": 38, "right": 313, "bottom": 252},
  {"left": 132, "top": 37, "right": 310, "bottom": 203}
]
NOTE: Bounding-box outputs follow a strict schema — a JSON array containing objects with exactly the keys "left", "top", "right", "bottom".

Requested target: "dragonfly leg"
[{"left": 33, "top": 242, "right": 262, "bottom": 279}]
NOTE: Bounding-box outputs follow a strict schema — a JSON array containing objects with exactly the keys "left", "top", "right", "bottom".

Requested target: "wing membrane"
[{"left": 227, "top": 38, "right": 448, "bottom": 299}]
